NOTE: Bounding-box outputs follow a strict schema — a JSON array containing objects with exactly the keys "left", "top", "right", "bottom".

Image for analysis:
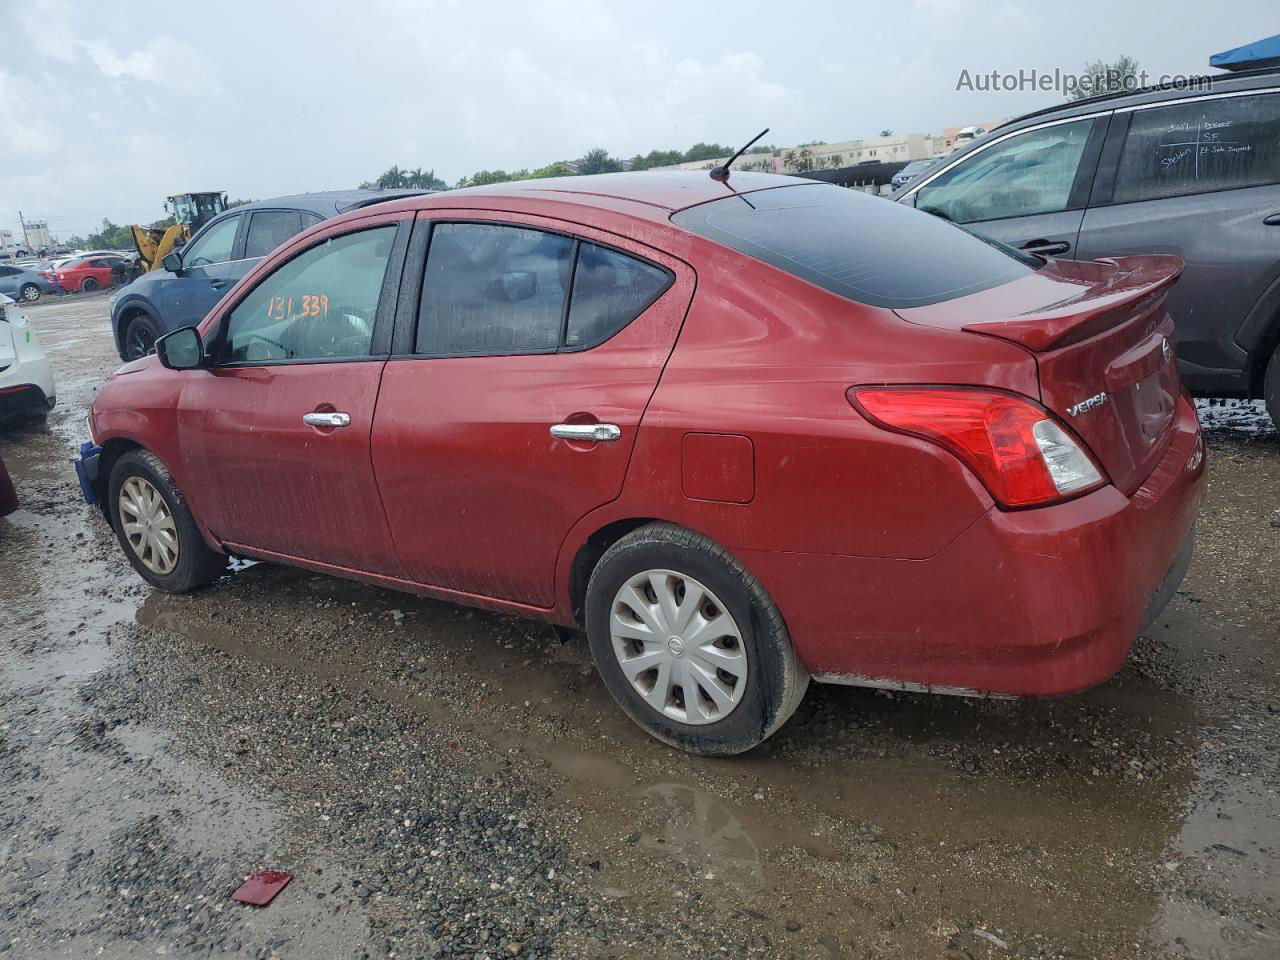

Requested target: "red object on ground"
[{"left": 231, "top": 870, "right": 293, "bottom": 906}]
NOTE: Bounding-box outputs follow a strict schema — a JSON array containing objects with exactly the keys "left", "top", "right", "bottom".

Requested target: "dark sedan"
[{"left": 109, "top": 189, "right": 427, "bottom": 360}]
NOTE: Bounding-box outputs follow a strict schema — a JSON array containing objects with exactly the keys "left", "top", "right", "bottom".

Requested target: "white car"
[{"left": 0, "top": 294, "right": 56, "bottom": 418}]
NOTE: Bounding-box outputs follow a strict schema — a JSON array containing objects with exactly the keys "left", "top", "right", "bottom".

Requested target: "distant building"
[{"left": 649, "top": 133, "right": 936, "bottom": 174}]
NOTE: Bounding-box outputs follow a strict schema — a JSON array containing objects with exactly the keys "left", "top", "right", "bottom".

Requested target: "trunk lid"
[{"left": 895, "top": 255, "right": 1184, "bottom": 494}]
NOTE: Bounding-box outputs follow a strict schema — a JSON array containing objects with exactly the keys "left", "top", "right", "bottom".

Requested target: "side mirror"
[
  {"left": 155, "top": 326, "right": 204, "bottom": 370},
  {"left": 162, "top": 251, "right": 183, "bottom": 274},
  {"left": 494, "top": 270, "right": 537, "bottom": 303}
]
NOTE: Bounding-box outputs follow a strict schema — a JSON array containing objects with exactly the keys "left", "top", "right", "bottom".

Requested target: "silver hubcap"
[
  {"left": 22, "top": 286, "right": 38, "bottom": 301},
  {"left": 609, "top": 569, "right": 748, "bottom": 725},
  {"left": 118, "top": 476, "right": 179, "bottom": 575}
]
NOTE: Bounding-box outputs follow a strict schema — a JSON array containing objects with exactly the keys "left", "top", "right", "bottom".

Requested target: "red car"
[
  {"left": 46, "top": 255, "right": 121, "bottom": 293},
  {"left": 76, "top": 172, "right": 1205, "bottom": 755}
]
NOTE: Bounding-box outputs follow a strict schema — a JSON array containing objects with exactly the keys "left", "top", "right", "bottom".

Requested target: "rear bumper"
[{"left": 743, "top": 394, "right": 1206, "bottom": 697}]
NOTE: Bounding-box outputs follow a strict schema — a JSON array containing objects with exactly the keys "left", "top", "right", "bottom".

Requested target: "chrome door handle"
[
  {"left": 550, "top": 422, "right": 621, "bottom": 442},
  {"left": 303, "top": 412, "right": 351, "bottom": 428}
]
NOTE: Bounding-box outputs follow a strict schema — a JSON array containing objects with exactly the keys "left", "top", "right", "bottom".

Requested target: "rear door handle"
[
  {"left": 550, "top": 423, "right": 621, "bottom": 442},
  {"left": 1264, "top": 213, "right": 1280, "bottom": 226},
  {"left": 303, "top": 412, "right": 351, "bottom": 428},
  {"left": 1021, "top": 239, "right": 1071, "bottom": 256}
]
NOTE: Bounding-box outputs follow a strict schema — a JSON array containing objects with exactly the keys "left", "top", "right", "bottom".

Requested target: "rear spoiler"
[
  {"left": 960, "top": 255, "right": 1183, "bottom": 352},
  {"left": 336, "top": 190, "right": 435, "bottom": 214}
]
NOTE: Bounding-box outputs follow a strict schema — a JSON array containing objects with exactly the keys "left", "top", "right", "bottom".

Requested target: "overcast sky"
[{"left": 1, "top": 0, "right": 1275, "bottom": 240}]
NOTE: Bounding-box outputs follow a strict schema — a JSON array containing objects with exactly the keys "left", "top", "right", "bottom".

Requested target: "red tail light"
[{"left": 849, "top": 387, "right": 1107, "bottom": 508}]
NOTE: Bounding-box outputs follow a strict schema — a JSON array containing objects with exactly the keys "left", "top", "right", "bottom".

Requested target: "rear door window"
[
  {"left": 244, "top": 210, "right": 305, "bottom": 259},
  {"left": 1111, "top": 93, "right": 1280, "bottom": 202},
  {"left": 913, "top": 118, "right": 1099, "bottom": 224},
  {"left": 673, "top": 184, "right": 1037, "bottom": 309},
  {"left": 565, "top": 243, "right": 672, "bottom": 348},
  {"left": 182, "top": 215, "right": 241, "bottom": 267},
  {"left": 416, "top": 223, "right": 574, "bottom": 356}
]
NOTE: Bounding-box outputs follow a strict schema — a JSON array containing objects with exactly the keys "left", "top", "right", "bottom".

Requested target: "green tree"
[
  {"left": 576, "top": 148, "right": 622, "bottom": 175},
  {"left": 456, "top": 169, "right": 528, "bottom": 188},
  {"left": 630, "top": 148, "right": 684, "bottom": 171},
  {"left": 526, "top": 161, "right": 576, "bottom": 178},
  {"left": 1070, "top": 55, "right": 1140, "bottom": 100},
  {"left": 682, "top": 142, "right": 732, "bottom": 162},
  {"left": 360, "top": 165, "right": 447, "bottom": 190}
]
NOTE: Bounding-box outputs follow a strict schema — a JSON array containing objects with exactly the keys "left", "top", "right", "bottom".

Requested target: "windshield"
[{"left": 672, "top": 184, "right": 1037, "bottom": 309}]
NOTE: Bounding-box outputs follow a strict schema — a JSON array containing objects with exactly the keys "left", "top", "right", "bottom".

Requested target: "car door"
[
  {"left": 906, "top": 114, "right": 1109, "bottom": 259},
  {"left": 371, "top": 212, "right": 693, "bottom": 607},
  {"left": 155, "top": 213, "right": 245, "bottom": 330},
  {"left": 1075, "top": 90, "right": 1280, "bottom": 389},
  {"left": 0, "top": 266, "right": 17, "bottom": 297},
  {"left": 177, "top": 214, "right": 411, "bottom": 573}
]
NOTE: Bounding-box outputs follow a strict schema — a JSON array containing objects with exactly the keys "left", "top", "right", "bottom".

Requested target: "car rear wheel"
[
  {"left": 121, "top": 313, "right": 160, "bottom": 360},
  {"left": 19, "top": 283, "right": 40, "bottom": 302},
  {"left": 584, "top": 522, "right": 809, "bottom": 755},
  {"left": 109, "top": 449, "right": 225, "bottom": 592},
  {"left": 1266, "top": 343, "right": 1280, "bottom": 432},
  {"left": 82, "top": 277, "right": 100, "bottom": 293}
]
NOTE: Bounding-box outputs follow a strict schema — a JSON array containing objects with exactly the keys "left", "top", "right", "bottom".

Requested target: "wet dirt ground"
[{"left": 1, "top": 295, "right": 1277, "bottom": 960}]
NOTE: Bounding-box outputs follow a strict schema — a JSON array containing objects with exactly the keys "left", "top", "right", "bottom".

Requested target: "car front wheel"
[
  {"left": 108, "top": 449, "right": 226, "bottom": 592},
  {"left": 121, "top": 313, "right": 160, "bottom": 360},
  {"left": 19, "top": 283, "right": 40, "bottom": 302},
  {"left": 584, "top": 522, "right": 809, "bottom": 755},
  {"left": 1266, "top": 343, "right": 1280, "bottom": 432}
]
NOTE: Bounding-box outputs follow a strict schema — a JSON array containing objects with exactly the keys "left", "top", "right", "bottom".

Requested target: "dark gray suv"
[{"left": 894, "top": 68, "right": 1280, "bottom": 428}]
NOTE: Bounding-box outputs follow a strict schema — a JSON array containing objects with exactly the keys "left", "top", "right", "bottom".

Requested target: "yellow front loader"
[{"left": 131, "top": 192, "right": 228, "bottom": 273}]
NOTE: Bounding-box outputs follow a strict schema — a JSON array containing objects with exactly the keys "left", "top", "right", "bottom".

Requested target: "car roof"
[
  {"left": 433, "top": 171, "right": 804, "bottom": 215},
  {"left": 992, "top": 65, "right": 1280, "bottom": 131},
  {"left": 225, "top": 188, "right": 432, "bottom": 219}
]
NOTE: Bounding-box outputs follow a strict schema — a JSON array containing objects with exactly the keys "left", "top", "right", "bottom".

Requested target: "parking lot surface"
[{"left": 1, "top": 295, "right": 1278, "bottom": 959}]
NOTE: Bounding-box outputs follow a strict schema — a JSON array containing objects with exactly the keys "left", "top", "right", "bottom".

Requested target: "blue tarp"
[{"left": 1210, "top": 34, "right": 1280, "bottom": 71}]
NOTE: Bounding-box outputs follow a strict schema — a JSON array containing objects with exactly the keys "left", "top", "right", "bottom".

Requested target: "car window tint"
[
  {"left": 0, "top": 267, "right": 16, "bottom": 277},
  {"left": 565, "top": 243, "right": 672, "bottom": 348},
  {"left": 913, "top": 118, "right": 1097, "bottom": 223},
  {"left": 244, "top": 210, "right": 305, "bottom": 259},
  {"left": 222, "top": 226, "right": 397, "bottom": 364},
  {"left": 416, "top": 223, "right": 573, "bottom": 356},
  {"left": 1112, "top": 93, "right": 1280, "bottom": 203},
  {"left": 183, "top": 216, "right": 240, "bottom": 267},
  {"left": 673, "top": 183, "right": 1037, "bottom": 309}
]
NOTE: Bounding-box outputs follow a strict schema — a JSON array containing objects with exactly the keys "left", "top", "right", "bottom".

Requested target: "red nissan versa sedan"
[{"left": 76, "top": 171, "right": 1206, "bottom": 755}]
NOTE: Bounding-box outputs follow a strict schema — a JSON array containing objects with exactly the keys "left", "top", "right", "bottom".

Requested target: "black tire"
[
  {"left": 121, "top": 313, "right": 160, "bottom": 360},
  {"left": 108, "top": 449, "right": 225, "bottom": 592},
  {"left": 584, "top": 522, "right": 809, "bottom": 756},
  {"left": 1266, "top": 344, "right": 1280, "bottom": 433},
  {"left": 19, "top": 283, "right": 40, "bottom": 303},
  {"left": 81, "top": 277, "right": 100, "bottom": 293}
]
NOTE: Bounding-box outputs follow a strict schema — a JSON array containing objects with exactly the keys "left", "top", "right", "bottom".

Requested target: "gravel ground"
[{"left": 1, "top": 295, "right": 1277, "bottom": 959}]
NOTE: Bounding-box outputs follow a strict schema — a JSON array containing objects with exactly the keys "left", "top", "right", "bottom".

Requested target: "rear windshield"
[{"left": 671, "top": 184, "right": 1037, "bottom": 309}]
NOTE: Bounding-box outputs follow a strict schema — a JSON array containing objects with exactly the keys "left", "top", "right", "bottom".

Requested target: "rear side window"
[
  {"left": 565, "top": 243, "right": 672, "bottom": 348},
  {"left": 244, "top": 210, "right": 304, "bottom": 259},
  {"left": 415, "top": 224, "right": 672, "bottom": 356},
  {"left": 1112, "top": 93, "right": 1280, "bottom": 203},
  {"left": 418, "top": 223, "right": 573, "bottom": 355},
  {"left": 672, "top": 184, "right": 1037, "bottom": 309}
]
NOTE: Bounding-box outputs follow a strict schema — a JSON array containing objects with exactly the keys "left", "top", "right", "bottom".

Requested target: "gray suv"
[{"left": 894, "top": 68, "right": 1280, "bottom": 428}]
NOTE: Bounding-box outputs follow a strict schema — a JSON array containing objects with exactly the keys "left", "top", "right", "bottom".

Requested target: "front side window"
[
  {"left": 244, "top": 210, "right": 305, "bottom": 259},
  {"left": 914, "top": 117, "right": 1098, "bottom": 223},
  {"left": 222, "top": 226, "right": 397, "bottom": 364},
  {"left": 1112, "top": 93, "right": 1280, "bottom": 203},
  {"left": 417, "top": 223, "right": 573, "bottom": 356},
  {"left": 182, "top": 215, "right": 240, "bottom": 267}
]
